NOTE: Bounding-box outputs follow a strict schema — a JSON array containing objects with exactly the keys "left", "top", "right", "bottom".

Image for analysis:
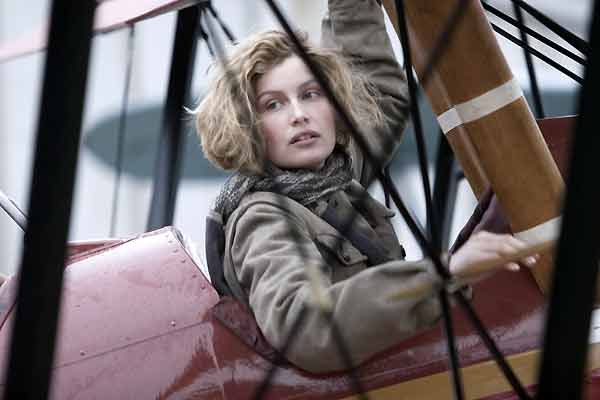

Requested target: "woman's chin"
[{"left": 275, "top": 158, "right": 325, "bottom": 171}]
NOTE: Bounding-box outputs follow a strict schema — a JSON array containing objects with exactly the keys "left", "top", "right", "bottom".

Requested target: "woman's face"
[{"left": 255, "top": 55, "right": 337, "bottom": 170}]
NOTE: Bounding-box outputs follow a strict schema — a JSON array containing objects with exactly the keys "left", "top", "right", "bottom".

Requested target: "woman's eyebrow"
[
  {"left": 256, "top": 90, "right": 279, "bottom": 103},
  {"left": 256, "top": 79, "right": 319, "bottom": 101},
  {"left": 298, "top": 79, "right": 319, "bottom": 90}
]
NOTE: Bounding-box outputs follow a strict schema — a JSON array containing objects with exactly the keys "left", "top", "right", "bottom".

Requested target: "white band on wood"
[
  {"left": 514, "top": 216, "right": 562, "bottom": 244},
  {"left": 437, "top": 78, "right": 523, "bottom": 134},
  {"left": 590, "top": 308, "right": 600, "bottom": 344}
]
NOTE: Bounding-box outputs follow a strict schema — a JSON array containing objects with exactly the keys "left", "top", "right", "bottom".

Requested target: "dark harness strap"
[
  {"left": 321, "top": 203, "right": 404, "bottom": 265},
  {"left": 205, "top": 215, "right": 233, "bottom": 297},
  {"left": 206, "top": 202, "right": 404, "bottom": 297}
]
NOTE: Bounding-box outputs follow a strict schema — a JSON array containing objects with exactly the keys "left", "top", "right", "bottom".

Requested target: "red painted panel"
[
  {"left": 66, "top": 239, "right": 125, "bottom": 260},
  {"left": 0, "top": 227, "right": 224, "bottom": 399},
  {"left": 48, "top": 322, "right": 226, "bottom": 400},
  {"left": 538, "top": 115, "right": 575, "bottom": 179}
]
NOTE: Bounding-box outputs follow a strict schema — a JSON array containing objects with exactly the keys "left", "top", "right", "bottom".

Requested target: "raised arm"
[{"left": 321, "top": 0, "right": 410, "bottom": 185}]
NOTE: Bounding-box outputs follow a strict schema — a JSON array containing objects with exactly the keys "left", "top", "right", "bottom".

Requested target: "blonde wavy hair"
[{"left": 194, "top": 30, "right": 384, "bottom": 174}]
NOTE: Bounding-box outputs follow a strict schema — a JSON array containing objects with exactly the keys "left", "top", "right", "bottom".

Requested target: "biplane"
[{"left": 0, "top": 0, "right": 599, "bottom": 399}]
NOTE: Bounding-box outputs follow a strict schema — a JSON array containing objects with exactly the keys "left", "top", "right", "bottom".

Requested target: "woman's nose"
[{"left": 290, "top": 101, "right": 309, "bottom": 125}]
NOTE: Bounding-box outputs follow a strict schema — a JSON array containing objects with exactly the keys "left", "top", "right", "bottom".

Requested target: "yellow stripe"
[{"left": 342, "top": 343, "right": 600, "bottom": 400}]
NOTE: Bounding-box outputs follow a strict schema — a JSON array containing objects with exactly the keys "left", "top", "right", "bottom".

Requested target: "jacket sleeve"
[
  {"left": 321, "top": 0, "right": 410, "bottom": 185},
  {"left": 229, "top": 203, "right": 443, "bottom": 374}
]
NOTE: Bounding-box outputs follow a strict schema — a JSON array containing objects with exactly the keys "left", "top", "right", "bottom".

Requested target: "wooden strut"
[{"left": 382, "top": 0, "right": 564, "bottom": 295}]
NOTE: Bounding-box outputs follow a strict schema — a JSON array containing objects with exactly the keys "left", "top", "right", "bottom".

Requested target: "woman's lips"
[{"left": 290, "top": 131, "right": 319, "bottom": 144}]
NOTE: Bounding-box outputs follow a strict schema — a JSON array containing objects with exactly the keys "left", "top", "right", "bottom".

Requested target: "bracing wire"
[
  {"left": 491, "top": 22, "right": 584, "bottom": 85},
  {"left": 200, "top": 8, "right": 370, "bottom": 398},
  {"left": 207, "top": 1, "right": 237, "bottom": 43},
  {"left": 268, "top": 1, "right": 531, "bottom": 399},
  {"left": 438, "top": 288, "right": 465, "bottom": 399},
  {"left": 200, "top": 0, "right": 533, "bottom": 398},
  {"left": 482, "top": 2, "right": 586, "bottom": 66},
  {"left": 510, "top": 0, "right": 591, "bottom": 56},
  {"left": 393, "top": 0, "right": 437, "bottom": 246},
  {"left": 380, "top": 175, "right": 533, "bottom": 400},
  {"left": 513, "top": 2, "right": 545, "bottom": 118},
  {"left": 0, "top": 189, "right": 27, "bottom": 231},
  {"left": 262, "top": 0, "right": 532, "bottom": 398},
  {"left": 393, "top": 2, "right": 464, "bottom": 396},
  {"left": 110, "top": 24, "right": 135, "bottom": 237},
  {"left": 197, "top": 13, "right": 215, "bottom": 57},
  {"left": 328, "top": 315, "right": 370, "bottom": 400},
  {"left": 251, "top": 305, "right": 310, "bottom": 400},
  {"left": 265, "top": 0, "right": 531, "bottom": 398},
  {"left": 418, "top": 0, "right": 471, "bottom": 90}
]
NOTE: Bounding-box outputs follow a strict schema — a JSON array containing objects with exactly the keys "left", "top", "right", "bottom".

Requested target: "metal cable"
[
  {"left": 0, "top": 189, "right": 28, "bottom": 231},
  {"left": 439, "top": 289, "right": 465, "bottom": 400},
  {"left": 454, "top": 295, "right": 533, "bottom": 399},
  {"left": 381, "top": 174, "right": 532, "bottom": 400},
  {"left": 203, "top": 8, "right": 368, "bottom": 398},
  {"left": 419, "top": 0, "right": 471, "bottom": 90},
  {"left": 202, "top": 1, "right": 534, "bottom": 398},
  {"left": 511, "top": 0, "right": 591, "bottom": 56},
  {"left": 252, "top": 305, "right": 309, "bottom": 400},
  {"left": 432, "top": 133, "right": 458, "bottom": 252},
  {"left": 202, "top": 8, "right": 267, "bottom": 171},
  {"left": 110, "top": 24, "right": 135, "bottom": 237},
  {"left": 394, "top": 1, "right": 464, "bottom": 398},
  {"left": 264, "top": 2, "right": 531, "bottom": 398},
  {"left": 384, "top": 166, "right": 392, "bottom": 208},
  {"left": 207, "top": 1, "right": 237, "bottom": 43},
  {"left": 328, "top": 315, "right": 370, "bottom": 400},
  {"left": 513, "top": 2, "right": 545, "bottom": 118},
  {"left": 482, "top": 2, "right": 586, "bottom": 66},
  {"left": 394, "top": 0, "right": 437, "bottom": 246},
  {"left": 491, "top": 22, "right": 584, "bottom": 85},
  {"left": 197, "top": 13, "right": 215, "bottom": 57}
]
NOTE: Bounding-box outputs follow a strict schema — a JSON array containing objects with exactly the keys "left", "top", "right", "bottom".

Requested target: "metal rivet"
[
  {"left": 80, "top": 350, "right": 86, "bottom": 356},
  {"left": 170, "top": 320, "right": 176, "bottom": 327},
  {"left": 343, "top": 254, "right": 351, "bottom": 262}
]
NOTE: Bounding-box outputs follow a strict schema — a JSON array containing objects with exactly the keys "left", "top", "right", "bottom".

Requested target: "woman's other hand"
[{"left": 449, "top": 231, "right": 539, "bottom": 282}]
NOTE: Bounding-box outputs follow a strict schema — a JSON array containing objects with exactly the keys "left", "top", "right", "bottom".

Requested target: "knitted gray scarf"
[{"left": 214, "top": 150, "right": 353, "bottom": 222}]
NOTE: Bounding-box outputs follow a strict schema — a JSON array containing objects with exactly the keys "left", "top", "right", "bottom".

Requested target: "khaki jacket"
[{"left": 223, "top": 0, "right": 445, "bottom": 373}]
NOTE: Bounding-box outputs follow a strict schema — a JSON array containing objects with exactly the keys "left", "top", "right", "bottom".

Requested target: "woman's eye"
[
  {"left": 264, "top": 100, "right": 282, "bottom": 111},
  {"left": 303, "top": 90, "right": 321, "bottom": 100}
]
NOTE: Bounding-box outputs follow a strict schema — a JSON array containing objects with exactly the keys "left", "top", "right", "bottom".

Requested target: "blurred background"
[{"left": 0, "top": 0, "right": 591, "bottom": 277}]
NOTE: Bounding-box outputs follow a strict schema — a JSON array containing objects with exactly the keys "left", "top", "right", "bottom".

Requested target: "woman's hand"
[{"left": 449, "top": 231, "right": 539, "bottom": 282}]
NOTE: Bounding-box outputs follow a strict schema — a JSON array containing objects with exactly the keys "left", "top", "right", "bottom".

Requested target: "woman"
[{"left": 195, "top": 0, "right": 536, "bottom": 373}]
